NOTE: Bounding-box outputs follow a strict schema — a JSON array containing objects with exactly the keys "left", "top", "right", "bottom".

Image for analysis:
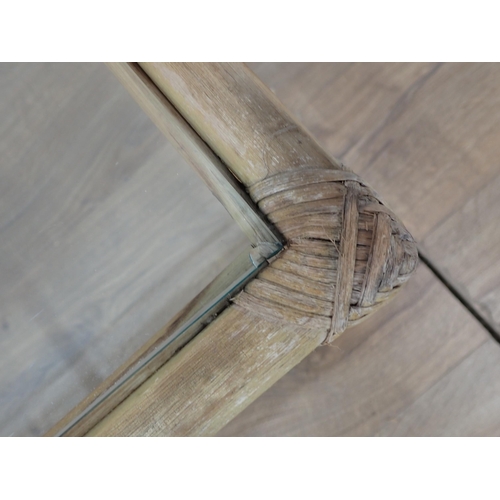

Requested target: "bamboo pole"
[
  {"left": 87, "top": 307, "right": 323, "bottom": 436},
  {"left": 138, "top": 63, "right": 344, "bottom": 186}
]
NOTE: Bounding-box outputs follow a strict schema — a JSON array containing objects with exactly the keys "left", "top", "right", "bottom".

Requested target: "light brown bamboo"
[
  {"left": 139, "top": 63, "right": 345, "bottom": 185},
  {"left": 87, "top": 307, "right": 323, "bottom": 436},
  {"left": 139, "top": 63, "right": 416, "bottom": 336}
]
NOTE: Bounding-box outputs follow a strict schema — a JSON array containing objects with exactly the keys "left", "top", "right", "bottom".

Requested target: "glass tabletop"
[{"left": 0, "top": 63, "right": 258, "bottom": 436}]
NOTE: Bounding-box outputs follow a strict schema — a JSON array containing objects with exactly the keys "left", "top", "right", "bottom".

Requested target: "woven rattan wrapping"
[{"left": 233, "top": 167, "right": 418, "bottom": 345}]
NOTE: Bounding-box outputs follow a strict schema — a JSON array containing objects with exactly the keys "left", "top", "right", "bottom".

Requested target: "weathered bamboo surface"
[
  {"left": 139, "top": 63, "right": 343, "bottom": 185},
  {"left": 218, "top": 62, "right": 500, "bottom": 436},
  {"left": 87, "top": 308, "right": 323, "bottom": 436},
  {"left": 142, "top": 63, "right": 417, "bottom": 341}
]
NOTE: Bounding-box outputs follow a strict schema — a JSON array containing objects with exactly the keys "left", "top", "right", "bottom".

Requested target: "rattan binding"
[{"left": 233, "top": 166, "right": 418, "bottom": 344}]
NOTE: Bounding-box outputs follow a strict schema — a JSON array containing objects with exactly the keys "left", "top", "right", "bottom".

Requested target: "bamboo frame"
[{"left": 48, "top": 63, "right": 417, "bottom": 436}]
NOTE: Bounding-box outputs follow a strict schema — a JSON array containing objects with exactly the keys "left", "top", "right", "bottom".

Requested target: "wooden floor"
[
  {"left": 218, "top": 62, "right": 500, "bottom": 436},
  {"left": 3, "top": 63, "right": 500, "bottom": 436}
]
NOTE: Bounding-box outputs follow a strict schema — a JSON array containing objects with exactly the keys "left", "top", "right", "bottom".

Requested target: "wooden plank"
[
  {"left": 379, "top": 340, "right": 500, "bottom": 436},
  {"left": 0, "top": 63, "right": 249, "bottom": 436},
  {"left": 219, "top": 263, "right": 498, "bottom": 436}
]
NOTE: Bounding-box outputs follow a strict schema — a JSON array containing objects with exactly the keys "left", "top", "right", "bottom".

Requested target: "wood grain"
[
  {"left": 11, "top": 62, "right": 405, "bottom": 437},
  {"left": 0, "top": 63, "right": 248, "bottom": 436}
]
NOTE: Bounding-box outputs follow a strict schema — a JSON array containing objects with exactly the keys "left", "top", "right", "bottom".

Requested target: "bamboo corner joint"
[
  {"left": 52, "top": 63, "right": 419, "bottom": 437},
  {"left": 133, "top": 62, "right": 419, "bottom": 347},
  {"left": 233, "top": 166, "right": 418, "bottom": 345}
]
